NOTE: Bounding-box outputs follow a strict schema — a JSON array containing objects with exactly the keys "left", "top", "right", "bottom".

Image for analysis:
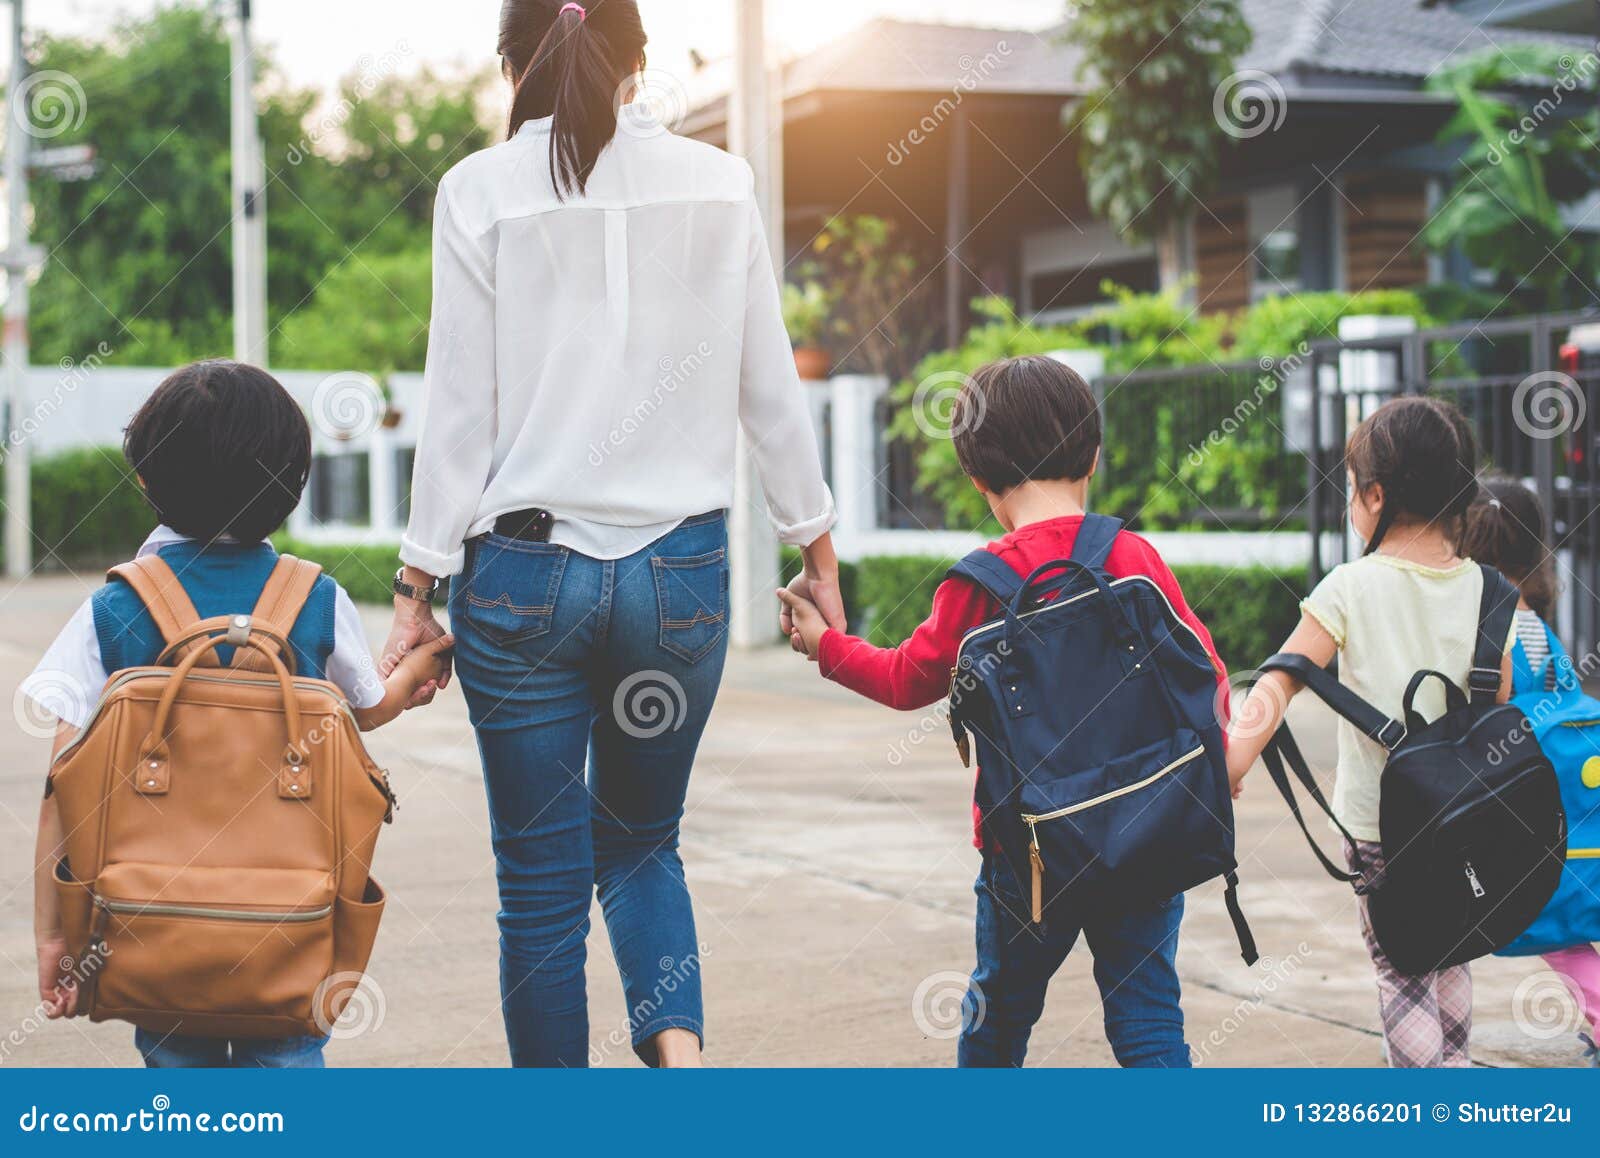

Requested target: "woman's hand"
[
  {"left": 775, "top": 588, "right": 827, "bottom": 661},
  {"left": 381, "top": 567, "right": 451, "bottom": 708},
  {"left": 781, "top": 533, "right": 847, "bottom": 651}
]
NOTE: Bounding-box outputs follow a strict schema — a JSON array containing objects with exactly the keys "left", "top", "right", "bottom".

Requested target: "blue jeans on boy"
[
  {"left": 958, "top": 854, "right": 1191, "bottom": 1068},
  {"left": 135, "top": 1029, "right": 326, "bottom": 1068},
  {"left": 451, "top": 512, "right": 730, "bottom": 1068}
]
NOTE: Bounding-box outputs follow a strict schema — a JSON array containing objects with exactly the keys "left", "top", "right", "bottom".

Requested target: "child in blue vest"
[
  {"left": 25, "top": 360, "right": 452, "bottom": 1068},
  {"left": 1463, "top": 475, "right": 1600, "bottom": 1067}
]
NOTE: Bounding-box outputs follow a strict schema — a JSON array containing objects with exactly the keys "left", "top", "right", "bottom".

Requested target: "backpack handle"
[
  {"left": 135, "top": 627, "right": 312, "bottom": 803},
  {"left": 1401, "top": 669, "right": 1469, "bottom": 733},
  {"left": 155, "top": 616, "right": 298, "bottom": 674},
  {"left": 1006, "top": 558, "right": 1143, "bottom": 661}
]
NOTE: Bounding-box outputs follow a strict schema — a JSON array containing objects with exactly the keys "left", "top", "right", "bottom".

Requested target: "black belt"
[{"left": 492, "top": 507, "right": 554, "bottom": 543}]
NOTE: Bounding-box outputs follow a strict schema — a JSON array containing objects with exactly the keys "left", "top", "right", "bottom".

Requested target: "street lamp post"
[
  {"left": 727, "top": 0, "right": 782, "bottom": 647},
  {"left": 3, "top": 0, "right": 34, "bottom": 579},
  {"left": 230, "top": 0, "right": 267, "bottom": 366}
]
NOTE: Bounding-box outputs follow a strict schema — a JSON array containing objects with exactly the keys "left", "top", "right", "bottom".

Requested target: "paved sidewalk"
[{"left": 0, "top": 576, "right": 1587, "bottom": 1068}]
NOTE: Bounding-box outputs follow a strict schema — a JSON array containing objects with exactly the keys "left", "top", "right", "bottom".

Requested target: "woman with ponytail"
[
  {"left": 386, "top": 0, "right": 841, "bottom": 1067},
  {"left": 1226, "top": 396, "right": 1515, "bottom": 1067}
]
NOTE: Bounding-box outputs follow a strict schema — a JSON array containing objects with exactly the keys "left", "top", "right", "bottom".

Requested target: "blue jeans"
[
  {"left": 957, "top": 855, "right": 1191, "bottom": 1068},
  {"left": 451, "top": 512, "right": 730, "bottom": 1068},
  {"left": 134, "top": 1029, "right": 326, "bottom": 1068}
]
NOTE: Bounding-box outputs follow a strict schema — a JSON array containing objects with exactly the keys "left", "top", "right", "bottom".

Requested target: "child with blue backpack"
[
  {"left": 1463, "top": 475, "right": 1600, "bottom": 1066},
  {"left": 778, "top": 355, "right": 1230, "bottom": 1068}
]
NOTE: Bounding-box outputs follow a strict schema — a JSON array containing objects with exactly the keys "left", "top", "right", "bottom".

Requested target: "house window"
[
  {"left": 393, "top": 447, "right": 416, "bottom": 525},
  {"left": 1029, "top": 257, "right": 1160, "bottom": 315},
  {"left": 308, "top": 452, "right": 371, "bottom": 527},
  {"left": 1249, "top": 185, "right": 1302, "bottom": 300}
]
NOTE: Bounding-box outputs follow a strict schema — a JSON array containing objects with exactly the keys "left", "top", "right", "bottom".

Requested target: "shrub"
[
  {"left": 273, "top": 537, "right": 405, "bottom": 605},
  {"left": 30, "top": 447, "right": 151, "bottom": 566}
]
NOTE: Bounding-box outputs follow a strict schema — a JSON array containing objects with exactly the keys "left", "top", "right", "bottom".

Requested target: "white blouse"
[{"left": 399, "top": 112, "right": 836, "bottom": 574}]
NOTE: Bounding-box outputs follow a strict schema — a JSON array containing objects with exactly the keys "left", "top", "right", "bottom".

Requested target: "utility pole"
[
  {"left": 230, "top": 0, "right": 267, "bottom": 366},
  {"left": 3, "top": 0, "right": 35, "bottom": 579},
  {"left": 727, "top": 0, "right": 782, "bottom": 647}
]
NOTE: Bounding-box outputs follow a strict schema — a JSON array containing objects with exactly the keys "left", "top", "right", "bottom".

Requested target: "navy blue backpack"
[{"left": 946, "top": 514, "right": 1257, "bottom": 963}]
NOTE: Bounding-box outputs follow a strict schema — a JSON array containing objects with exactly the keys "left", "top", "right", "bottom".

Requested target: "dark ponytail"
[
  {"left": 1345, "top": 395, "right": 1479, "bottom": 555},
  {"left": 1463, "top": 475, "right": 1559, "bottom": 618},
  {"left": 499, "top": 0, "right": 648, "bottom": 198}
]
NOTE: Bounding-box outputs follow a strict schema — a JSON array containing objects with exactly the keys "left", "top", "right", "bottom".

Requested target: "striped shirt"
[{"left": 1514, "top": 609, "right": 1558, "bottom": 692}]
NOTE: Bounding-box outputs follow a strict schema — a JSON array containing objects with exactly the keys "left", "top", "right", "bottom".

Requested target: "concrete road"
[{"left": 0, "top": 576, "right": 1587, "bottom": 1068}]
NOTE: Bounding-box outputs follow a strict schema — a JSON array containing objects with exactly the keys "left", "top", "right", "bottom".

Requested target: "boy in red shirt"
[{"left": 779, "top": 355, "right": 1227, "bottom": 1067}]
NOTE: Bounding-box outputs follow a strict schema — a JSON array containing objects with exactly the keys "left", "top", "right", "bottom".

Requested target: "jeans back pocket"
[
  {"left": 462, "top": 536, "right": 568, "bottom": 646},
  {"left": 652, "top": 548, "right": 728, "bottom": 664}
]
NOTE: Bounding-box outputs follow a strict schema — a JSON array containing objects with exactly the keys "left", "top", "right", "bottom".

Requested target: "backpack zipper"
[
  {"left": 1569, "top": 849, "right": 1600, "bottom": 859},
  {"left": 93, "top": 895, "right": 333, "bottom": 924},
  {"left": 1018, "top": 744, "right": 1205, "bottom": 925},
  {"left": 1464, "top": 861, "right": 1486, "bottom": 899}
]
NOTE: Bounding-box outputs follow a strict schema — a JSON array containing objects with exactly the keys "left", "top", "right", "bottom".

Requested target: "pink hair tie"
[{"left": 559, "top": 2, "right": 586, "bottom": 18}]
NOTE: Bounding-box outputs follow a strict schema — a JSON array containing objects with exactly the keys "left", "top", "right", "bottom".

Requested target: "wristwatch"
[{"left": 392, "top": 568, "right": 440, "bottom": 604}]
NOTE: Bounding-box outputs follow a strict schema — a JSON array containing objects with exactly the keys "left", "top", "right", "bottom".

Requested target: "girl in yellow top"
[{"left": 1226, "top": 396, "right": 1513, "bottom": 1068}]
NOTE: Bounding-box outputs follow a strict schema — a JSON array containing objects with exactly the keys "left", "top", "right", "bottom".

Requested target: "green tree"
[
  {"left": 1064, "top": 0, "right": 1251, "bottom": 244},
  {"left": 1422, "top": 45, "right": 1600, "bottom": 312}
]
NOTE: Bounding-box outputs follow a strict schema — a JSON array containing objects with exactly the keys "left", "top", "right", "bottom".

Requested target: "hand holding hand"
[
  {"left": 382, "top": 580, "right": 451, "bottom": 708},
  {"left": 775, "top": 587, "right": 827, "bottom": 661}
]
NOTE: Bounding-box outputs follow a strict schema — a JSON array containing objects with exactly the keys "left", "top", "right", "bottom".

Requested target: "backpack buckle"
[
  {"left": 226, "top": 615, "right": 252, "bottom": 647},
  {"left": 1375, "top": 719, "right": 1407, "bottom": 750},
  {"left": 1468, "top": 666, "right": 1502, "bottom": 697}
]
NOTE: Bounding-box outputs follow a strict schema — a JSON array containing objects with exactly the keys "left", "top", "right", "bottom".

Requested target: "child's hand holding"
[{"left": 775, "top": 588, "right": 827, "bottom": 661}]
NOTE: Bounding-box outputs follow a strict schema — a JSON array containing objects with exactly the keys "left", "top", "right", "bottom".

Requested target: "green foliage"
[
  {"left": 274, "top": 248, "right": 432, "bottom": 373},
  {"left": 803, "top": 215, "right": 938, "bottom": 382},
  {"left": 889, "top": 298, "right": 1088, "bottom": 528},
  {"left": 1065, "top": 0, "right": 1252, "bottom": 243},
  {"left": 780, "top": 281, "right": 834, "bottom": 348},
  {"left": 29, "top": 448, "right": 150, "bottom": 566},
  {"left": 1423, "top": 45, "right": 1600, "bottom": 312},
  {"left": 273, "top": 538, "right": 406, "bottom": 604},
  {"left": 27, "top": 6, "right": 493, "bottom": 372},
  {"left": 1170, "top": 564, "right": 1307, "bottom": 670},
  {"left": 792, "top": 547, "right": 1306, "bottom": 672},
  {"left": 892, "top": 287, "right": 1436, "bottom": 530}
]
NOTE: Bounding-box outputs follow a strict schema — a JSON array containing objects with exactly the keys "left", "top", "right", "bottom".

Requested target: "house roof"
[{"left": 686, "top": 0, "right": 1587, "bottom": 130}]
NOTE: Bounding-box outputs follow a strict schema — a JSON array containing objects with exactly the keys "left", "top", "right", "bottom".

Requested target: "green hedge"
[
  {"left": 273, "top": 538, "right": 404, "bottom": 605},
  {"left": 31, "top": 447, "right": 150, "bottom": 566},
  {"left": 785, "top": 548, "right": 1305, "bottom": 672}
]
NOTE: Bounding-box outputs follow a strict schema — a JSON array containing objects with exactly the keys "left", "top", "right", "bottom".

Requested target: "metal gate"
[{"left": 1306, "top": 311, "right": 1600, "bottom": 659}]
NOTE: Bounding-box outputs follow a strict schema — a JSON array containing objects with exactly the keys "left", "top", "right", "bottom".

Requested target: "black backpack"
[
  {"left": 947, "top": 515, "right": 1257, "bottom": 964},
  {"left": 1258, "top": 565, "right": 1566, "bottom": 976}
]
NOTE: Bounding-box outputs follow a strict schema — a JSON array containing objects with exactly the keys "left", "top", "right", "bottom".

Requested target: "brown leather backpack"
[{"left": 49, "top": 553, "right": 397, "bottom": 1040}]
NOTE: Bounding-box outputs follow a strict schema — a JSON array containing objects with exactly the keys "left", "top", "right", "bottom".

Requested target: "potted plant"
[{"left": 782, "top": 280, "right": 835, "bottom": 380}]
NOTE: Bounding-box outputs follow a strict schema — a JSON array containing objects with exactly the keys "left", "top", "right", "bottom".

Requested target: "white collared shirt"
[
  {"left": 20, "top": 526, "right": 385, "bottom": 730},
  {"left": 398, "top": 112, "right": 836, "bottom": 573}
]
